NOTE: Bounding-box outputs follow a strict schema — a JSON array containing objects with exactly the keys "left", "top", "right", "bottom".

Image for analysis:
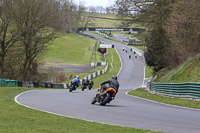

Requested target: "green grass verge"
[
  {"left": 145, "top": 66, "right": 153, "bottom": 78},
  {"left": 43, "top": 34, "right": 104, "bottom": 64},
  {"left": 128, "top": 88, "right": 200, "bottom": 109},
  {"left": 92, "top": 48, "right": 121, "bottom": 89},
  {"left": 62, "top": 72, "right": 90, "bottom": 84},
  {"left": 128, "top": 45, "right": 146, "bottom": 51},
  {"left": 0, "top": 87, "right": 160, "bottom": 133},
  {"left": 89, "top": 66, "right": 105, "bottom": 73}
]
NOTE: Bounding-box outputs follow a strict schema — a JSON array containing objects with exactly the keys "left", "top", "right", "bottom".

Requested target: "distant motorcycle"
[
  {"left": 91, "top": 85, "right": 117, "bottom": 106},
  {"left": 81, "top": 81, "right": 87, "bottom": 91},
  {"left": 88, "top": 80, "right": 93, "bottom": 90},
  {"left": 88, "top": 84, "right": 93, "bottom": 90},
  {"left": 69, "top": 82, "right": 77, "bottom": 92}
]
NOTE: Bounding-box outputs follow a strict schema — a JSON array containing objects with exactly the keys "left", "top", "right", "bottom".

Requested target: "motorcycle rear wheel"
[
  {"left": 82, "top": 86, "right": 86, "bottom": 91},
  {"left": 100, "top": 93, "right": 111, "bottom": 106}
]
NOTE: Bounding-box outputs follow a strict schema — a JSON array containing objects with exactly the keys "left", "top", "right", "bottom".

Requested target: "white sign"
[
  {"left": 100, "top": 44, "right": 113, "bottom": 48},
  {"left": 95, "top": 28, "right": 124, "bottom": 31}
]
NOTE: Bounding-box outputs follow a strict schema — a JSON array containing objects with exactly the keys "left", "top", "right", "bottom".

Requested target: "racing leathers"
[
  {"left": 72, "top": 77, "right": 80, "bottom": 87},
  {"left": 100, "top": 78, "right": 119, "bottom": 93}
]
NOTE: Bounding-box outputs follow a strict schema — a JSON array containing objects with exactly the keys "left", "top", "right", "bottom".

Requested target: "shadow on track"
[{"left": 92, "top": 104, "right": 125, "bottom": 108}]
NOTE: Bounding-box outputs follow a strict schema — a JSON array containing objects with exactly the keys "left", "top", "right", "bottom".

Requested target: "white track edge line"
[{"left": 115, "top": 47, "right": 122, "bottom": 77}]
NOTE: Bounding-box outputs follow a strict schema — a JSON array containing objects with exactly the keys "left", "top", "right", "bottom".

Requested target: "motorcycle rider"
[
  {"left": 88, "top": 79, "right": 94, "bottom": 89},
  {"left": 72, "top": 76, "right": 80, "bottom": 87},
  {"left": 82, "top": 77, "right": 89, "bottom": 86},
  {"left": 100, "top": 76, "right": 119, "bottom": 93},
  {"left": 91, "top": 76, "right": 119, "bottom": 104},
  {"left": 81, "top": 77, "right": 88, "bottom": 91},
  {"left": 88, "top": 79, "right": 94, "bottom": 86}
]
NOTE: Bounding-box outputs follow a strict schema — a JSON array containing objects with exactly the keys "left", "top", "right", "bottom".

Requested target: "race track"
[{"left": 15, "top": 33, "right": 200, "bottom": 133}]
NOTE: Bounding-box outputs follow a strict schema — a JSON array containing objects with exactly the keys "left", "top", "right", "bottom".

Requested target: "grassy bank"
[
  {"left": 153, "top": 58, "right": 200, "bottom": 83},
  {"left": 0, "top": 87, "right": 159, "bottom": 133},
  {"left": 145, "top": 66, "right": 153, "bottom": 78},
  {"left": 43, "top": 34, "right": 104, "bottom": 64},
  {"left": 128, "top": 88, "right": 200, "bottom": 109},
  {"left": 131, "top": 58, "right": 200, "bottom": 109}
]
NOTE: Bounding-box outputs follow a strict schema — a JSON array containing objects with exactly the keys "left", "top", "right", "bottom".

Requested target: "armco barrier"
[
  {"left": 0, "top": 79, "right": 18, "bottom": 87},
  {"left": 0, "top": 62, "right": 109, "bottom": 89},
  {"left": 0, "top": 78, "right": 65, "bottom": 89},
  {"left": 147, "top": 82, "right": 200, "bottom": 99}
]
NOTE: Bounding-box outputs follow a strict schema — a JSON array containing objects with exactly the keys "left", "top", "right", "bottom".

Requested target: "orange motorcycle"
[{"left": 91, "top": 85, "right": 117, "bottom": 106}]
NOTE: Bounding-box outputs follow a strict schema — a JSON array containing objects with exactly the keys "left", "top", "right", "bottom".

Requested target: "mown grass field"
[
  {"left": 88, "top": 13, "right": 141, "bottom": 28},
  {"left": 43, "top": 34, "right": 104, "bottom": 64},
  {"left": 89, "top": 13, "right": 121, "bottom": 28}
]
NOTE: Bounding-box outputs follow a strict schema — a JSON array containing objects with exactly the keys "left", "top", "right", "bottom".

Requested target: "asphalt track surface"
[{"left": 16, "top": 33, "right": 200, "bottom": 133}]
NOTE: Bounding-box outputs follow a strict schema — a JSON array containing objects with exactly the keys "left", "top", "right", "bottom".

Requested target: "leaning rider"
[
  {"left": 100, "top": 76, "right": 119, "bottom": 93},
  {"left": 72, "top": 76, "right": 80, "bottom": 87},
  {"left": 82, "top": 77, "right": 89, "bottom": 86},
  {"left": 88, "top": 79, "right": 94, "bottom": 86}
]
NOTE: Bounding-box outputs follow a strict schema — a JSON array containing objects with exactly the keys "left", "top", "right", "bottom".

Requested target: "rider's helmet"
[
  {"left": 112, "top": 76, "right": 117, "bottom": 80},
  {"left": 76, "top": 76, "right": 79, "bottom": 78}
]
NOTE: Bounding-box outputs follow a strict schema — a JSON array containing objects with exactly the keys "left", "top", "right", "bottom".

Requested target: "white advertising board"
[{"left": 100, "top": 44, "right": 113, "bottom": 48}]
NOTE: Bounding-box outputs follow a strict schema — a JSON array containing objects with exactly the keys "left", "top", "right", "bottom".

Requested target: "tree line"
[
  {"left": 115, "top": 0, "right": 200, "bottom": 72},
  {"left": 0, "top": 0, "right": 91, "bottom": 81}
]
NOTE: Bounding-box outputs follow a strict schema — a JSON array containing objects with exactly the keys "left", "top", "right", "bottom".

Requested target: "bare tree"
[
  {"left": 0, "top": 0, "right": 88, "bottom": 81},
  {"left": 166, "top": 0, "right": 200, "bottom": 64},
  {"left": 115, "top": 0, "right": 174, "bottom": 71},
  {"left": 12, "top": 0, "right": 58, "bottom": 80},
  {"left": 0, "top": 0, "right": 20, "bottom": 78},
  {"left": 80, "top": 7, "right": 96, "bottom": 32},
  {"left": 58, "top": 0, "right": 85, "bottom": 33},
  {"left": 106, "top": 7, "right": 111, "bottom": 14}
]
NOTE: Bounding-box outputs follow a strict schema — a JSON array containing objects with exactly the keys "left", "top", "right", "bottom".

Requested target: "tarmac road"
[{"left": 15, "top": 33, "right": 200, "bottom": 133}]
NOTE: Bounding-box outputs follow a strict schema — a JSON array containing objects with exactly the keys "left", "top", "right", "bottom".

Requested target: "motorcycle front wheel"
[
  {"left": 91, "top": 99, "right": 96, "bottom": 104},
  {"left": 69, "top": 85, "right": 75, "bottom": 92},
  {"left": 100, "top": 93, "right": 111, "bottom": 106},
  {"left": 88, "top": 86, "right": 92, "bottom": 90}
]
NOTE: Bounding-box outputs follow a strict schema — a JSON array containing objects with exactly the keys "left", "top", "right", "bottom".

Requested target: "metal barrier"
[
  {"left": 0, "top": 79, "right": 18, "bottom": 87},
  {"left": 147, "top": 82, "right": 200, "bottom": 99}
]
